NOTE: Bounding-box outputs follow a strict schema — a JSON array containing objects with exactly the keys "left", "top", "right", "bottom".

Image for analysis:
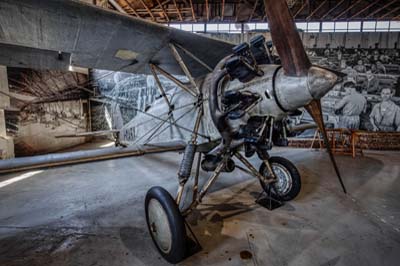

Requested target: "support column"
[{"left": 0, "top": 66, "right": 14, "bottom": 159}]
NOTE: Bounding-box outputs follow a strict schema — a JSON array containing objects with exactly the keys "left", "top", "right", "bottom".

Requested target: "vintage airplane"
[{"left": 0, "top": 0, "right": 347, "bottom": 263}]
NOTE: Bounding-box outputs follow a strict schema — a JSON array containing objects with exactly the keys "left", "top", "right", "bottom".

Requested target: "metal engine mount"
[{"left": 202, "top": 37, "right": 275, "bottom": 172}]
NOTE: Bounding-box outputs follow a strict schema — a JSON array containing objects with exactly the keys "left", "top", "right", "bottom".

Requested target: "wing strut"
[
  {"left": 169, "top": 43, "right": 200, "bottom": 95},
  {"left": 150, "top": 64, "right": 197, "bottom": 97},
  {"left": 173, "top": 43, "right": 213, "bottom": 72},
  {"left": 150, "top": 64, "right": 174, "bottom": 113}
]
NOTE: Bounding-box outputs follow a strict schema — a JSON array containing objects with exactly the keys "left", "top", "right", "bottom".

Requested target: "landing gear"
[
  {"left": 145, "top": 186, "right": 187, "bottom": 264},
  {"left": 259, "top": 156, "right": 301, "bottom": 201}
]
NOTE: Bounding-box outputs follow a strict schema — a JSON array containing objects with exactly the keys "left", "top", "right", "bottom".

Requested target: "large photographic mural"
[{"left": 307, "top": 47, "right": 400, "bottom": 132}]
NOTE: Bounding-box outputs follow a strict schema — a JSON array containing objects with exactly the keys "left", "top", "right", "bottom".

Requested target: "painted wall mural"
[
  {"left": 91, "top": 70, "right": 186, "bottom": 132},
  {"left": 6, "top": 68, "right": 89, "bottom": 156}
]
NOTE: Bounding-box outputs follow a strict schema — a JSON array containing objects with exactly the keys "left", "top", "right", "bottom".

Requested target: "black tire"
[
  {"left": 259, "top": 156, "right": 301, "bottom": 201},
  {"left": 145, "top": 186, "right": 187, "bottom": 264}
]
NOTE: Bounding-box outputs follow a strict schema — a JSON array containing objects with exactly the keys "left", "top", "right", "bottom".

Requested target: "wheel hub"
[
  {"left": 147, "top": 199, "right": 172, "bottom": 253},
  {"left": 272, "top": 163, "right": 292, "bottom": 195}
]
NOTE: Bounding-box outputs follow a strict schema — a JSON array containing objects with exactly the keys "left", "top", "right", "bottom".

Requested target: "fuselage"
[{"left": 119, "top": 64, "right": 338, "bottom": 146}]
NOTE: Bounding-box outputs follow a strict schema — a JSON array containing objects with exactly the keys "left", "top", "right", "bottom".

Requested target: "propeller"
[
  {"left": 263, "top": 0, "right": 347, "bottom": 193},
  {"left": 305, "top": 100, "right": 347, "bottom": 193},
  {"left": 263, "top": 0, "right": 311, "bottom": 77}
]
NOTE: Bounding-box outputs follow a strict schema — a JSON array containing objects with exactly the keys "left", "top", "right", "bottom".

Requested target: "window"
[
  {"left": 169, "top": 24, "right": 181, "bottom": 30},
  {"left": 363, "top": 21, "right": 376, "bottom": 32},
  {"left": 218, "top": 23, "right": 230, "bottom": 32},
  {"left": 322, "top": 22, "right": 334, "bottom": 32},
  {"left": 307, "top": 22, "right": 320, "bottom": 32},
  {"left": 296, "top": 22, "right": 307, "bottom": 31},
  {"left": 348, "top": 21, "right": 361, "bottom": 32},
  {"left": 256, "top": 23, "right": 268, "bottom": 30},
  {"left": 180, "top": 24, "right": 192, "bottom": 32},
  {"left": 207, "top": 24, "right": 218, "bottom": 32},
  {"left": 390, "top": 21, "right": 400, "bottom": 32},
  {"left": 192, "top": 23, "right": 205, "bottom": 32},
  {"left": 244, "top": 23, "right": 256, "bottom": 31},
  {"left": 376, "top": 21, "right": 390, "bottom": 32},
  {"left": 229, "top": 23, "right": 242, "bottom": 33},
  {"left": 167, "top": 20, "right": 400, "bottom": 33},
  {"left": 335, "top": 22, "right": 348, "bottom": 32}
]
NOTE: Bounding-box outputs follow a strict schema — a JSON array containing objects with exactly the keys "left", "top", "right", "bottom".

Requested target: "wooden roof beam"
[
  {"left": 320, "top": 0, "right": 346, "bottom": 19},
  {"left": 123, "top": 0, "right": 141, "bottom": 17},
  {"left": 294, "top": 0, "right": 309, "bottom": 18},
  {"left": 138, "top": 0, "right": 156, "bottom": 21},
  {"left": 152, "top": 0, "right": 171, "bottom": 10},
  {"left": 379, "top": 5, "right": 400, "bottom": 19},
  {"left": 235, "top": 1, "right": 240, "bottom": 22},
  {"left": 221, "top": 0, "right": 225, "bottom": 21},
  {"left": 334, "top": 0, "right": 364, "bottom": 20},
  {"left": 350, "top": 1, "right": 378, "bottom": 19},
  {"left": 172, "top": 0, "right": 183, "bottom": 21},
  {"left": 306, "top": 0, "right": 327, "bottom": 20},
  {"left": 155, "top": 0, "right": 169, "bottom": 22},
  {"left": 249, "top": 0, "right": 259, "bottom": 21},
  {"left": 189, "top": 0, "right": 196, "bottom": 22},
  {"left": 108, "top": 0, "right": 127, "bottom": 13},
  {"left": 367, "top": 0, "right": 398, "bottom": 18},
  {"left": 205, "top": 0, "right": 209, "bottom": 22}
]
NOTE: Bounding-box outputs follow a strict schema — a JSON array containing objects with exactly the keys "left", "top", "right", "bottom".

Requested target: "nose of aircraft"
[
  {"left": 274, "top": 66, "right": 342, "bottom": 112},
  {"left": 307, "top": 67, "right": 339, "bottom": 100}
]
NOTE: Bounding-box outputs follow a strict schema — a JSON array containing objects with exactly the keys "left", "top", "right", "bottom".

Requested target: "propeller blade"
[
  {"left": 315, "top": 65, "right": 347, "bottom": 79},
  {"left": 305, "top": 100, "right": 347, "bottom": 194},
  {"left": 263, "top": 0, "right": 311, "bottom": 76}
]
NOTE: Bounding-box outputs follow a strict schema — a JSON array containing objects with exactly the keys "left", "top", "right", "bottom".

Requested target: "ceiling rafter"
[
  {"left": 155, "top": 0, "right": 169, "bottom": 22},
  {"left": 108, "top": 0, "right": 127, "bottom": 13},
  {"left": 320, "top": 0, "right": 346, "bottom": 19},
  {"left": 379, "top": 5, "right": 400, "bottom": 19},
  {"left": 172, "top": 0, "right": 183, "bottom": 21},
  {"left": 306, "top": 0, "right": 328, "bottom": 20},
  {"left": 334, "top": 0, "right": 364, "bottom": 20},
  {"left": 366, "top": 0, "right": 398, "bottom": 18},
  {"left": 138, "top": 0, "right": 156, "bottom": 20},
  {"left": 189, "top": 0, "right": 196, "bottom": 22},
  {"left": 221, "top": 0, "right": 225, "bottom": 21},
  {"left": 205, "top": 0, "right": 209, "bottom": 22},
  {"left": 249, "top": 0, "right": 259, "bottom": 21},
  {"left": 235, "top": 1, "right": 240, "bottom": 22},
  {"left": 350, "top": 1, "right": 378, "bottom": 19},
  {"left": 123, "top": 0, "right": 141, "bottom": 17},
  {"left": 294, "top": 0, "right": 309, "bottom": 18},
  {"left": 102, "top": 0, "right": 400, "bottom": 24}
]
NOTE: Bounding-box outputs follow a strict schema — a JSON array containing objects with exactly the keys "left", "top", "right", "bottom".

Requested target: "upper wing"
[{"left": 0, "top": 0, "right": 234, "bottom": 77}]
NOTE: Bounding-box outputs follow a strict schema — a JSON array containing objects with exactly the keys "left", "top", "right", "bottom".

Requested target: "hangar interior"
[{"left": 0, "top": 0, "right": 399, "bottom": 265}]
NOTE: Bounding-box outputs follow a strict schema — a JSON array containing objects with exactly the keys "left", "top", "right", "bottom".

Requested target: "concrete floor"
[{"left": 0, "top": 148, "right": 399, "bottom": 266}]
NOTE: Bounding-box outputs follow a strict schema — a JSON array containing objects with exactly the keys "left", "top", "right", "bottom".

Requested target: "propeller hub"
[
  {"left": 307, "top": 67, "right": 339, "bottom": 100},
  {"left": 274, "top": 66, "right": 339, "bottom": 112}
]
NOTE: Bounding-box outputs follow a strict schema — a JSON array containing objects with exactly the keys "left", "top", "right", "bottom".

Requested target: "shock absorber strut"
[
  {"left": 176, "top": 104, "right": 204, "bottom": 205},
  {"left": 178, "top": 143, "right": 196, "bottom": 185}
]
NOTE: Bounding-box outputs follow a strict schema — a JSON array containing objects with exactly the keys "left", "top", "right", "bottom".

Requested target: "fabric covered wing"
[{"left": 0, "top": 0, "right": 233, "bottom": 77}]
